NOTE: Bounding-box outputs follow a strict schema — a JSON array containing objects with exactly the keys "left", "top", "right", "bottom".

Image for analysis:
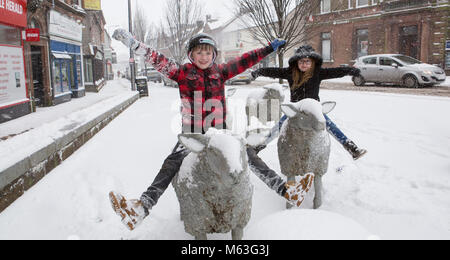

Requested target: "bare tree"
[
  {"left": 233, "top": 0, "right": 344, "bottom": 72},
  {"left": 164, "top": 0, "right": 204, "bottom": 64},
  {"left": 133, "top": 4, "right": 148, "bottom": 43}
]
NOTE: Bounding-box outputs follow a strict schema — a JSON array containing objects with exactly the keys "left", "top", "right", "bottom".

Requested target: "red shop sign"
[
  {"left": 25, "top": 28, "right": 40, "bottom": 42},
  {"left": 0, "top": 0, "right": 27, "bottom": 28}
]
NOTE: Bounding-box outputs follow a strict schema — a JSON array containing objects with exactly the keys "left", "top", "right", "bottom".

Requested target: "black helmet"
[
  {"left": 186, "top": 33, "right": 218, "bottom": 54},
  {"left": 288, "top": 45, "right": 323, "bottom": 69}
]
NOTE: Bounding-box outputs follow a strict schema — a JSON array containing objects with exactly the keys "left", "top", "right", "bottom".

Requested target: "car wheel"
[
  {"left": 352, "top": 75, "right": 365, "bottom": 86},
  {"left": 403, "top": 75, "right": 419, "bottom": 88},
  {"left": 246, "top": 80, "right": 251, "bottom": 84}
]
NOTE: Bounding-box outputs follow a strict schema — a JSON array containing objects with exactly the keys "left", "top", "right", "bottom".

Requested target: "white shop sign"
[
  {"left": 0, "top": 45, "right": 27, "bottom": 107},
  {"left": 49, "top": 10, "right": 82, "bottom": 42}
]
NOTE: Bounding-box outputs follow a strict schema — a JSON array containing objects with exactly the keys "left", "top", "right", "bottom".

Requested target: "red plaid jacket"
[{"left": 143, "top": 45, "right": 274, "bottom": 133}]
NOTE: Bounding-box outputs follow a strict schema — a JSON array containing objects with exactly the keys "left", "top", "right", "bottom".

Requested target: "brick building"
[
  {"left": 82, "top": 7, "right": 106, "bottom": 92},
  {"left": 307, "top": 0, "right": 449, "bottom": 75}
]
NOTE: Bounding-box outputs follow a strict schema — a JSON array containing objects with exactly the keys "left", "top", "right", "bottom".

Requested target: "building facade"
[
  {"left": 48, "top": 1, "right": 86, "bottom": 103},
  {"left": 0, "top": 0, "right": 30, "bottom": 123},
  {"left": 307, "top": 0, "right": 449, "bottom": 75},
  {"left": 82, "top": 7, "right": 106, "bottom": 92}
]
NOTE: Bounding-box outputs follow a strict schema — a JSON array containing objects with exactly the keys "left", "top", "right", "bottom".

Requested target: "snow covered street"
[{"left": 0, "top": 82, "right": 449, "bottom": 240}]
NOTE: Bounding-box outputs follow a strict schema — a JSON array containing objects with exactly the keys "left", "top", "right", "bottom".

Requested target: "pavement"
[{"left": 0, "top": 79, "right": 134, "bottom": 141}]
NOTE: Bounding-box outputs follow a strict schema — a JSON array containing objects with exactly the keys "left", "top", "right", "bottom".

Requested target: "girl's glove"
[
  {"left": 270, "top": 39, "right": 286, "bottom": 51},
  {"left": 112, "top": 28, "right": 140, "bottom": 50}
]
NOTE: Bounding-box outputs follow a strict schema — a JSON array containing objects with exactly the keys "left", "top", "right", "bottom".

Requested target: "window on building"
[
  {"left": 399, "top": 25, "right": 419, "bottom": 59},
  {"left": 356, "top": 29, "right": 369, "bottom": 58},
  {"left": 321, "top": 32, "right": 332, "bottom": 62},
  {"left": 0, "top": 24, "right": 21, "bottom": 46},
  {"left": 321, "top": 0, "right": 331, "bottom": 13},
  {"left": 84, "top": 58, "right": 93, "bottom": 83},
  {"left": 357, "top": 0, "right": 369, "bottom": 7}
]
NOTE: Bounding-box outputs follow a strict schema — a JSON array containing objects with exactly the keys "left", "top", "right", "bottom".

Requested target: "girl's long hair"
[{"left": 291, "top": 59, "right": 316, "bottom": 91}]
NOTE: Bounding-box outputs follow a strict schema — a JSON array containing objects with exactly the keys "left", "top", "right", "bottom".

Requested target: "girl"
[{"left": 252, "top": 45, "right": 367, "bottom": 160}]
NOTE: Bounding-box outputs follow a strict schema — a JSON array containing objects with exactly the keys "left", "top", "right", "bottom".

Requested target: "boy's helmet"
[{"left": 187, "top": 33, "right": 218, "bottom": 54}]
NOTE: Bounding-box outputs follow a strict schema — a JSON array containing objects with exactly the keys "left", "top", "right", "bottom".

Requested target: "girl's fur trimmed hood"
[{"left": 288, "top": 45, "right": 323, "bottom": 70}]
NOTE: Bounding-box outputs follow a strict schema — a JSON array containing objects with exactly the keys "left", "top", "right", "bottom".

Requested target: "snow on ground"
[
  {"left": 0, "top": 82, "right": 449, "bottom": 240},
  {"left": 0, "top": 79, "right": 133, "bottom": 139}
]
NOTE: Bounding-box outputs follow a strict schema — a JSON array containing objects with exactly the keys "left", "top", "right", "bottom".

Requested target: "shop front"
[
  {"left": 0, "top": 0, "right": 30, "bottom": 123},
  {"left": 49, "top": 10, "right": 84, "bottom": 105}
]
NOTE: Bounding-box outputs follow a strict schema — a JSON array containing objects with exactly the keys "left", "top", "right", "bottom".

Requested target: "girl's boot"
[{"left": 344, "top": 140, "right": 367, "bottom": 160}]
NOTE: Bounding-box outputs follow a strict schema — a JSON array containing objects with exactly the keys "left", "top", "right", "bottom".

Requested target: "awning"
[{"left": 53, "top": 53, "right": 72, "bottom": 59}]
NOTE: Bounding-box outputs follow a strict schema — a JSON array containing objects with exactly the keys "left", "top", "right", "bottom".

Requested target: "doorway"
[
  {"left": 31, "top": 45, "right": 45, "bottom": 106},
  {"left": 399, "top": 25, "right": 419, "bottom": 59}
]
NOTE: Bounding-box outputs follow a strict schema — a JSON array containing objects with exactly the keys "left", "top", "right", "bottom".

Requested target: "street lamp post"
[{"left": 128, "top": 0, "right": 136, "bottom": 91}]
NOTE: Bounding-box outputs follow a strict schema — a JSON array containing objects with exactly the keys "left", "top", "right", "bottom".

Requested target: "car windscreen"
[{"left": 393, "top": 55, "right": 421, "bottom": 65}]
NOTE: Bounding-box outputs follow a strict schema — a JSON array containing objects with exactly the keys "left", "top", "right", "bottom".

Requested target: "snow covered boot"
[
  {"left": 284, "top": 173, "right": 314, "bottom": 208},
  {"left": 109, "top": 191, "right": 149, "bottom": 231},
  {"left": 344, "top": 140, "right": 367, "bottom": 160}
]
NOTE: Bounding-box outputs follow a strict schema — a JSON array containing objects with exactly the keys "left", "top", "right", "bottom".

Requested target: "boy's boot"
[
  {"left": 284, "top": 173, "right": 314, "bottom": 207},
  {"left": 109, "top": 191, "right": 149, "bottom": 231},
  {"left": 344, "top": 140, "right": 368, "bottom": 160}
]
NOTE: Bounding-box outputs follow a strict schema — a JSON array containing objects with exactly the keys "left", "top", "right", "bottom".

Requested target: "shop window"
[
  {"left": 321, "top": 32, "right": 332, "bottom": 62},
  {"left": 53, "top": 60, "right": 62, "bottom": 95},
  {"left": 84, "top": 58, "right": 93, "bottom": 83},
  {"left": 356, "top": 29, "right": 369, "bottom": 58},
  {"left": 0, "top": 24, "right": 21, "bottom": 46},
  {"left": 53, "top": 59, "right": 72, "bottom": 95}
]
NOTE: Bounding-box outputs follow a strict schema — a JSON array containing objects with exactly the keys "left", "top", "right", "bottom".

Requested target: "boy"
[{"left": 110, "top": 29, "right": 314, "bottom": 230}]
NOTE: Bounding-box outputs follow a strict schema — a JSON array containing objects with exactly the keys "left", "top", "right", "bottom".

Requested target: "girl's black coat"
[{"left": 254, "top": 66, "right": 354, "bottom": 102}]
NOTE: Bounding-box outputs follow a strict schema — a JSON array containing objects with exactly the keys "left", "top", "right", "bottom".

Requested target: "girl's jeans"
[{"left": 264, "top": 114, "right": 348, "bottom": 146}]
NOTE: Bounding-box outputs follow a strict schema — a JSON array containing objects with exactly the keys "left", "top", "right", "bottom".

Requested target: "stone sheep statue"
[
  {"left": 245, "top": 84, "right": 286, "bottom": 145},
  {"left": 246, "top": 84, "right": 286, "bottom": 125},
  {"left": 278, "top": 99, "right": 335, "bottom": 209},
  {"left": 172, "top": 129, "right": 253, "bottom": 240}
]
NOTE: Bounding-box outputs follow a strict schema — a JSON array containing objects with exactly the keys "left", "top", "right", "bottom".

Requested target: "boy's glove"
[
  {"left": 113, "top": 28, "right": 140, "bottom": 50},
  {"left": 270, "top": 39, "right": 286, "bottom": 51},
  {"left": 349, "top": 68, "right": 361, "bottom": 76}
]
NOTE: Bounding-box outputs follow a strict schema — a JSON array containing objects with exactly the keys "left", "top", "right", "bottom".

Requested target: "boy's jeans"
[
  {"left": 140, "top": 142, "right": 286, "bottom": 210},
  {"left": 264, "top": 114, "right": 349, "bottom": 146}
]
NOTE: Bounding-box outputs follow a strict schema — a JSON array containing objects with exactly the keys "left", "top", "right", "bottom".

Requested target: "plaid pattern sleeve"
[
  {"left": 218, "top": 46, "right": 274, "bottom": 81},
  {"left": 142, "top": 46, "right": 181, "bottom": 81}
]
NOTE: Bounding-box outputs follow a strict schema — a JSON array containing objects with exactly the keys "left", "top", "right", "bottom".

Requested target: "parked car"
[
  {"left": 352, "top": 54, "right": 446, "bottom": 88},
  {"left": 162, "top": 75, "right": 178, "bottom": 88},
  {"left": 140, "top": 67, "right": 162, "bottom": 83},
  {"left": 226, "top": 69, "right": 253, "bottom": 85}
]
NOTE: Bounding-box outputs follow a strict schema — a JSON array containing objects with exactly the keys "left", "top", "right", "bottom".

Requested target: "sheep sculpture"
[
  {"left": 172, "top": 129, "right": 252, "bottom": 240},
  {"left": 278, "top": 99, "right": 334, "bottom": 209}
]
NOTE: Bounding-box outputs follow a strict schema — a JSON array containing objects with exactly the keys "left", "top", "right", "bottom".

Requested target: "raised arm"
[
  {"left": 112, "top": 29, "right": 180, "bottom": 81},
  {"left": 319, "top": 67, "right": 361, "bottom": 81},
  {"left": 218, "top": 39, "right": 286, "bottom": 81},
  {"left": 252, "top": 67, "right": 291, "bottom": 80}
]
